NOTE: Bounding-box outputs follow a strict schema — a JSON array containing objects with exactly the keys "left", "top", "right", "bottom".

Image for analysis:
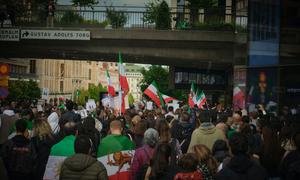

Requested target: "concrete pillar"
[{"left": 168, "top": 66, "right": 175, "bottom": 89}]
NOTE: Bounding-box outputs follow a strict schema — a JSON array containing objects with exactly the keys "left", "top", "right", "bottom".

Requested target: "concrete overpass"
[{"left": 0, "top": 28, "right": 247, "bottom": 69}]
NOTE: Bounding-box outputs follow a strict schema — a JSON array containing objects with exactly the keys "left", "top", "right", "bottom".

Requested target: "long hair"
[
  {"left": 190, "top": 144, "right": 218, "bottom": 175},
  {"left": 150, "top": 143, "right": 172, "bottom": 177},
  {"left": 33, "top": 117, "right": 52, "bottom": 140},
  {"left": 155, "top": 119, "right": 171, "bottom": 143}
]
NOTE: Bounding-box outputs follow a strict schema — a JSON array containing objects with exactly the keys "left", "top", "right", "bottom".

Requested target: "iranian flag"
[
  {"left": 43, "top": 135, "right": 76, "bottom": 180},
  {"left": 162, "top": 94, "right": 177, "bottom": 104},
  {"left": 233, "top": 86, "right": 245, "bottom": 110},
  {"left": 97, "top": 135, "right": 135, "bottom": 180},
  {"left": 196, "top": 91, "right": 207, "bottom": 108},
  {"left": 144, "top": 81, "right": 162, "bottom": 107},
  {"left": 106, "top": 70, "right": 116, "bottom": 97},
  {"left": 188, "top": 82, "right": 197, "bottom": 108},
  {"left": 118, "top": 52, "right": 129, "bottom": 94}
]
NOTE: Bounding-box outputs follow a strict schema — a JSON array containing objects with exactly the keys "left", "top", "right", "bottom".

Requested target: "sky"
[{"left": 58, "top": 0, "right": 171, "bottom": 6}]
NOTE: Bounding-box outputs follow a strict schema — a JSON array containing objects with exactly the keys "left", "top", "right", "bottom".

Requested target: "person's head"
[
  {"left": 15, "top": 119, "right": 28, "bottom": 137},
  {"left": 168, "top": 106, "right": 174, "bottom": 113},
  {"left": 74, "top": 135, "right": 92, "bottom": 154},
  {"left": 190, "top": 144, "right": 218, "bottom": 175},
  {"left": 150, "top": 143, "right": 172, "bottom": 176},
  {"left": 132, "top": 115, "right": 141, "bottom": 126},
  {"left": 292, "top": 130, "right": 300, "bottom": 151},
  {"left": 62, "top": 121, "right": 77, "bottom": 136},
  {"left": 110, "top": 120, "right": 123, "bottom": 135},
  {"left": 155, "top": 119, "right": 171, "bottom": 143},
  {"left": 178, "top": 153, "right": 199, "bottom": 172},
  {"left": 229, "top": 132, "right": 248, "bottom": 155},
  {"left": 66, "top": 100, "right": 74, "bottom": 111},
  {"left": 144, "top": 128, "right": 159, "bottom": 148},
  {"left": 199, "top": 111, "right": 211, "bottom": 123},
  {"left": 134, "top": 119, "right": 148, "bottom": 136},
  {"left": 212, "top": 139, "right": 229, "bottom": 163},
  {"left": 33, "top": 117, "right": 52, "bottom": 140},
  {"left": 180, "top": 112, "right": 190, "bottom": 122}
]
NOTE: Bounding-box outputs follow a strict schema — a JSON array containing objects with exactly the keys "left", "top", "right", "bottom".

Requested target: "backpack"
[
  {"left": 135, "top": 147, "right": 151, "bottom": 180},
  {"left": 5, "top": 140, "right": 36, "bottom": 174},
  {"left": 177, "top": 123, "right": 193, "bottom": 154},
  {"left": 174, "top": 170, "right": 203, "bottom": 180}
]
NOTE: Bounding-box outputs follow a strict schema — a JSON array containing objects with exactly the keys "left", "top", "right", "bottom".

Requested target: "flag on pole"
[
  {"left": 144, "top": 81, "right": 162, "bottom": 107},
  {"left": 161, "top": 94, "right": 177, "bottom": 104},
  {"left": 188, "top": 81, "right": 196, "bottom": 108},
  {"left": 196, "top": 91, "right": 207, "bottom": 108},
  {"left": 106, "top": 70, "right": 116, "bottom": 97},
  {"left": 118, "top": 52, "right": 129, "bottom": 94}
]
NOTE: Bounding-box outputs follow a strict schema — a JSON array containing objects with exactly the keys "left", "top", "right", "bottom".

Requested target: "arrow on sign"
[{"left": 22, "top": 31, "right": 29, "bottom": 37}]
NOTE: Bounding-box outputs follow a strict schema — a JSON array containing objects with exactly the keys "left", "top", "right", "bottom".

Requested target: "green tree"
[
  {"left": 106, "top": 7, "right": 128, "bottom": 28},
  {"left": 128, "top": 93, "right": 134, "bottom": 105},
  {"left": 140, "top": 65, "right": 169, "bottom": 94},
  {"left": 7, "top": 79, "right": 41, "bottom": 102},
  {"left": 187, "top": 0, "right": 218, "bottom": 24},
  {"left": 77, "top": 83, "right": 107, "bottom": 105},
  {"left": 143, "top": 0, "right": 171, "bottom": 29},
  {"left": 156, "top": 1, "right": 171, "bottom": 29}
]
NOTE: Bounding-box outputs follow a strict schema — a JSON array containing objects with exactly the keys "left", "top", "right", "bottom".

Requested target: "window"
[
  {"left": 88, "top": 69, "right": 91, "bottom": 80},
  {"left": 60, "top": 81, "right": 64, "bottom": 92},
  {"left": 60, "top": 64, "right": 64, "bottom": 77},
  {"left": 30, "top": 60, "right": 36, "bottom": 74}
]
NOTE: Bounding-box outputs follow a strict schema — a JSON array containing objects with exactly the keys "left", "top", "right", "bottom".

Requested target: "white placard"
[
  {"left": 21, "top": 30, "right": 90, "bottom": 40},
  {"left": 0, "top": 29, "right": 19, "bottom": 41},
  {"left": 146, "top": 101, "right": 153, "bottom": 110},
  {"left": 86, "top": 99, "right": 96, "bottom": 111},
  {"left": 41, "top": 88, "right": 49, "bottom": 100}
]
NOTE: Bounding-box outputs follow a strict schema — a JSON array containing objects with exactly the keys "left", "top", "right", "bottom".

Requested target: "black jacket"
[
  {"left": 59, "top": 111, "right": 81, "bottom": 127},
  {"left": 31, "top": 135, "right": 58, "bottom": 180},
  {"left": 280, "top": 150, "right": 300, "bottom": 180},
  {"left": 1, "top": 135, "right": 37, "bottom": 180},
  {"left": 216, "top": 154, "right": 267, "bottom": 180}
]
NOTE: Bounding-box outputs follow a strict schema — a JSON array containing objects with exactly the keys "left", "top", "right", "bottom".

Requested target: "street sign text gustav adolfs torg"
[{"left": 21, "top": 29, "right": 90, "bottom": 40}]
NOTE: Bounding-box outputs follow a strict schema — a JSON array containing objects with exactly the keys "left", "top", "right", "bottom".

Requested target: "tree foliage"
[
  {"left": 106, "top": 7, "right": 127, "bottom": 28},
  {"left": 77, "top": 83, "right": 107, "bottom": 105},
  {"left": 186, "top": 0, "right": 218, "bottom": 24},
  {"left": 143, "top": 0, "right": 171, "bottom": 29},
  {"left": 7, "top": 79, "right": 41, "bottom": 102}
]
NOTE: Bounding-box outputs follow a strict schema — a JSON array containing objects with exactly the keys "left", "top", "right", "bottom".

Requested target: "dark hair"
[
  {"left": 155, "top": 119, "right": 170, "bottom": 143},
  {"left": 66, "top": 100, "right": 74, "bottom": 111},
  {"left": 212, "top": 139, "right": 229, "bottom": 163},
  {"left": 78, "top": 116, "right": 99, "bottom": 154},
  {"left": 229, "top": 132, "right": 248, "bottom": 155},
  {"left": 62, "top": 122, "right": 77, "bottom": 136},
  {"left": 168, "top": 106, "right": 174, "bottom": 112},
  {"left": 180, "top": 112, "right": 190, "bottom": 122},
  {"left": 150, "top": 143, "right": 172, "bottom": 177},
  {"left": 134, "top": 120, "right": 148, "bottom": 136},
  {"left": 15, "top": 119, "right": 28, "bottom": 133},
  {"left": 199, "top": 111, "right": 211, "bottom": 123},
  {"left": 178, "top": 153, "right": 199, "bottom": 172},
  {"left": 293, "top": 131, "right": 300, "bottom": 151},
  {"left": 74, "top": 135, "right": 91, "bottom": 154}
]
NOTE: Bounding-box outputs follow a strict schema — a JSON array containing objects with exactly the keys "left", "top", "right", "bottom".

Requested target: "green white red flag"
[
  {"left": 97, "top": 135, "right": 135, "bottom": 180},
  {"left": 118, "top": 52, "right": 129, "bottom": 114},
  {"left": 106, "top": 70, "right": 116, "bottom": 97},
  {"left": 161, "top": 94, "right": 177, "bottom": 104},
  {"left": 144, "top": 81, "right": 162, "bottom": 107},
  {"left": 196, "top": 91, "right": 207, "bottom": 108},
  {"left": 188, "top": 81, "right": 196, "bottom": 108}
]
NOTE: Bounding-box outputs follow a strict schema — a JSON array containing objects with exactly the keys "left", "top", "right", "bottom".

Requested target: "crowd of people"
[{"left": 0, "top": 99, "right": 300, "bottom": 180}]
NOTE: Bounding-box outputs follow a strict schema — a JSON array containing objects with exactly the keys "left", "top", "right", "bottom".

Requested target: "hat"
[{"left": 144, "top": 128, "right": 159, "bottom": 147}]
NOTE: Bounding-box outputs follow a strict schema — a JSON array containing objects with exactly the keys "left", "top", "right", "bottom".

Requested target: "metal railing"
[{"left": 10, "top": 5, "right": 247, "bottom": 32}]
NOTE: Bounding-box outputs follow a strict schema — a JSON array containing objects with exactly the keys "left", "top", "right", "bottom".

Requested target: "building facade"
[{"left": 125, "top": 64, "right": 144, "bottom": 101}]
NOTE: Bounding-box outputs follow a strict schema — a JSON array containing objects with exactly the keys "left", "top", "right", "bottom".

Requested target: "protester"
[
  {"left": 145, "top": 143, "right": 178, "bottom": 180},
  {"left": 188, "top": 111, "right": 225, "bottom": 151},
  {"left": 132, "top": 119, "right": 148, "bottom": 148},
  {"left": 131, "top": 128, "right": 159, "bottom": 180},
  {"left": 78, "top": 116, "right": 101, "bottom": 157},
  {"left": 60, "top": 135, "right": 108, "bottom": 180},
  {"left": 2, "top": 119, "right": 37, "bottom": 180},
  {"left": 189, "top": 144, "right": 218, "bottom": 180},
  {"left": 43, "top": 122, "right": 77, "bottom": 179},
  {"left": 215, "top": 132, "right": 267, "bottom": 180},
  {"left": 174, "top": 153, "right": 203, "bottom": 180},
  {"left": 59, "top": 100, "right": 81, "bottom": 128},
  {"left": 212, "top": 139, "right": 231, "bottom": 172},
  {"left": 31, "top": 117, "right": 58, "bottom": 180}
]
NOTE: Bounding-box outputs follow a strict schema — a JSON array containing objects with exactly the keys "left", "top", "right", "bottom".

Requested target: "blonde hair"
[
  {"left": 190, "top": 144, "right": 218, "bottom": 175},
  {"left": 33, "top": 118, "right": 52, "bottom": 140}
]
